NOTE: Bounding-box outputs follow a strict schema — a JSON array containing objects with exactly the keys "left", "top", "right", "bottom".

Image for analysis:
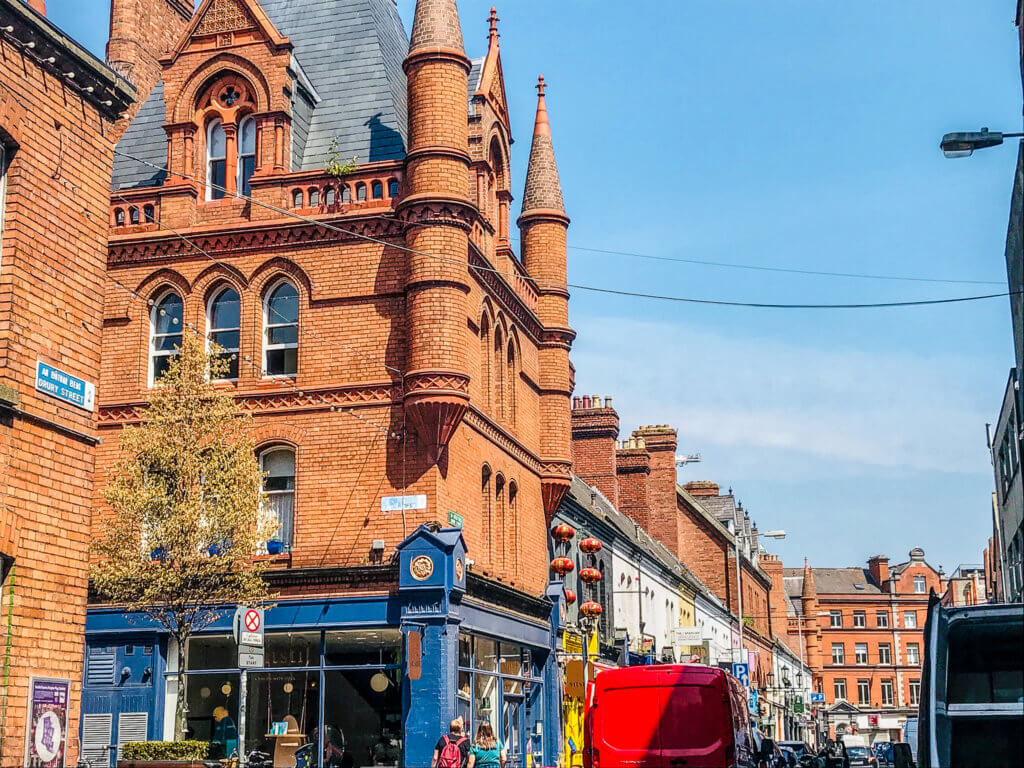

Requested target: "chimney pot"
[
  {"left": 594, "top": 396, "right": 603, "bottom": 408},
  {"left": 605, "top": 396, "right": 613, "bottom": 407},
  {"left": 573, "top": 397, "right": 581, "bottom": 409},
  {"left": 582, "top": 396, "right": 591, "bottom": 408}
]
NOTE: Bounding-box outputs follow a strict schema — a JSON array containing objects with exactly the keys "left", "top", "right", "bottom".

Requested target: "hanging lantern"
[
  {"left": 579, "top": 537, "right": 602, "bottom": 554},
  {"left": 551, "top": 523, "right": 576, "bottom": 542},
  {"left": 550, "top": 556, "right": 575, "bottom": 575},
  {"left": 564, "top": 589, "right": 577, "bottom": 605},
  {"left": 580, "top": 601, "right": 603, "bottom": 618},
  {"left": 579, "top": 566, "right": 602, "bottom": 584}
]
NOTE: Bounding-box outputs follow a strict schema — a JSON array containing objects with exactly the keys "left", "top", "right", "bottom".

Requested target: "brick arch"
[
  {"left": 136, "top": 268, "right": 191, "bottom": 299},
  {"left": 193, "top": 262, "right": 249, "bottom": 300},
  {"left": 249, "top": 257, "right": 313, "bottom": 300},
  {"left": 252, "top": 422, "right": 306, "bottom": 449},
  {"left": 172, "top": 54, "right": 272, "bottom": 124},
  {"left": 485, "top": 127, "right": 510, "bottom": 186}
]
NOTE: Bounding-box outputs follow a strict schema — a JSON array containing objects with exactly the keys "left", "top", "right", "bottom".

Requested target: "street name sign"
[
  {"left": 447, "top": 510, "right": 464, "bottom": 528},
  {"left": 35, "top": 361, "right": 95, "bottom": 412},
  {"left": 381, "top": 494, "right": 427, "bottom": 512}
]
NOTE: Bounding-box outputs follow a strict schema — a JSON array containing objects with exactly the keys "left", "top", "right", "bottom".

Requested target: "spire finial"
[
  {"left": 488, "top": 7, "right": 499, "bottom": 46},
  {"left": 536, "top": 74, "right": 547, "bottom": 97},
  {"left": 533, "top": 75, "right": 550, "bottom": 137}
]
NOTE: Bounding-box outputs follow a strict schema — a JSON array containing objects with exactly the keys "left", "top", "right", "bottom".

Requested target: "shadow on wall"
[{"left": 365, "top": 113, "right": 404, "bottom": 162}]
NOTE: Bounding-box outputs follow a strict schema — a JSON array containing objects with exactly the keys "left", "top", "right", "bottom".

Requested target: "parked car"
[
  {"left": 584, "top": 663, "right": 756, "bottom": 767},
  {"left": 778, "top": 741, "right": 814, "bottom": 761},
  {"left": 846, "top": 745, "right": 879, "bottom": 768},
  {"left": 916, "top": 596, "right": 1024, "bottom": 767},
  {"left": 778, "top": 744, "right": 799, "bottom": 767}
]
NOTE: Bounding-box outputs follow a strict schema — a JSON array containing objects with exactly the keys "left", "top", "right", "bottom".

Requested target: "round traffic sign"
[{"left": 244, "top": 609, "right": 261, "bottom": 632}]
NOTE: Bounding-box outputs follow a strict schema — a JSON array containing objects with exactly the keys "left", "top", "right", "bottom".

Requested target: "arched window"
[
  {"left": 237, "top": 116, "right": 256, "bottom": 196},
  {"left": 263, "top": 280, "right": 298, "bottom": 376},
  {"left": 143, "top": 204, "right": 155, "bottom": 223},
  {"left": 260, "top": 446, "right": 295, "bottom": 550},
  {"left": 150, "top": 291, "right": 183, "bottom": 383},
  {"left": 324, "top": 186, "right": 336, "bottom": 206},
  {"left": 481, "top": 465, "right": 493, "bottom": 565},
  {"left": 495, "top": 474, "right": 506, "bottom": 573},
  {"left": 371, "top": 180, "right": 384, "bottom": 200},
  {"left": 207, "top": 119, "right": 227, "bottom": 200},
  {"left": 292, "top": 189, "right": 303, "bottom": 208},
  {"left": 207, "top": 286, "right": 240, "bottom": 380},
  {"left": 388, "top": 179, "right": 399, "bottom": 198},
  {"left": 341, "top": 185, "right": 351, "bottom": 203},
  {"left": 508, "top": 481, "right": 518, "bottom": 580},
  {"left": 506, "top": 340, "right": 516, "bottom": 426},
  {"left": 308, "top": 188, "right": 319, "bottom": 207},
  {"left": 479, "top": 312, "right": 491, "bottom": 412},
  {"left": 356, "top": 182, "right": 366, "bottom": 201},
  {"left": 129, "top": 207, "right": 140, "bottom": 225},
  {"left": 494, "top": 326, "right": 504, "bottom": 419},
  {"left": 114, "top": 208, "right": 125, "bottom": 226}
]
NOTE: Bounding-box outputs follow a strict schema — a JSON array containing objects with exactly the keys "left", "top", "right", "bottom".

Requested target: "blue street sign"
[
  {"left": 35, "top": 360, "right": 95, "bottom": 412},
  {"left": 811, "top": 692, "right": 826, "bottom": 703},
  {"left": 732, "top": 662, "right": 750, "bottom": 687}
]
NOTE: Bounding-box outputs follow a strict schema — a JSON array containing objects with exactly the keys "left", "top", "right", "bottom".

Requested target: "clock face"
[
  {"left": 455, "top": 558, "right": 464, "bottom": 581},
  {"left": 410, "top": 555, "right": 434, "bottom": 581}
]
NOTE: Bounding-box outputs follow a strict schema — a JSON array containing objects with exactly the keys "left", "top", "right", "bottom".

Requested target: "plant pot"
[{"left": 266, "top": 540, "right": 285, "bottom": 555}]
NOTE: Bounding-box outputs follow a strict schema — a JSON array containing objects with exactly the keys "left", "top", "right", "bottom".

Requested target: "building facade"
[
  {"left": 0, "top": 1, "right": 133, "bottom": 765},
  {"left": 785, "top": 550, "right": 942, "bottom": 744},
  {"left": 83, "top": 0, "right": 577, "bottom": 765},
  {"left": 990, "top": 368, "right": 1022, "bottom": 602}
]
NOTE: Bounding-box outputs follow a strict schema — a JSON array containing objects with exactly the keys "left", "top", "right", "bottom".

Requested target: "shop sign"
[
  {"left": 673, "top": 626, "right": 703, "bottom": 646},
  {"left": 35, "top": 361, "right": 95, "bottom": 412},
  {"left": 381, "top": 494, "right": 427, "bottom": 512},
  {"left": 407, "top": 630, "right": 422, "bottom": 681},
  {"left": 25, "top": 677, "right": 70, "bottom": 768},
  {"left": 447, "top": 510, "right": 464, "bottom": 528}
]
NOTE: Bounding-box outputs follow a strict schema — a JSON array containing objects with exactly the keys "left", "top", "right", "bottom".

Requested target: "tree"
[{"left": 91, "top": 331, "right": 277, "bottom": 739}]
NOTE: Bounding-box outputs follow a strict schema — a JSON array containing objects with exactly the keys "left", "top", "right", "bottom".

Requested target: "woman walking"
[{"left": 466, "top": 723, "right": 506, "bottom": 768}]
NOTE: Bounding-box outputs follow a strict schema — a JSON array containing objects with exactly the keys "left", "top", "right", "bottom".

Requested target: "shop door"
[{"left": 502, "top": 691, "right": 524, "bottom": 767}]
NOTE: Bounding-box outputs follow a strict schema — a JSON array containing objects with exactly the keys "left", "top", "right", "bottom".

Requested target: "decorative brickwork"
[{"left": 194, "top": 0, "right": 254, "bottom": 37}]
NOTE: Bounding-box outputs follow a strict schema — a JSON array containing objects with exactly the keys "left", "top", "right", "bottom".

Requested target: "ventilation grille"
[
  {"left": 81, "top": 713, "right": 112, "bottom": 768},
  {"left": 86, "top": 650, "right": 116, "bottom": 687},
  {"left": 117, "top": 712, "right": 149, "bottom": 759}
]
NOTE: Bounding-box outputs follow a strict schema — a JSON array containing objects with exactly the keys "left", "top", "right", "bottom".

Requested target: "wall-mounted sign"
[
  {"left": 35, "top": 361, "right": 95, "bottom": 412},
  {"left": 447, "top": 510, "right": 464, "bottom": 528},
  {"left": 673, "top": 626, "right": 703, "bottom": 646},
  {"left": 25, "top": 677, "right": 70, "bottom": 768},
  {"left": 381, "top": 494, "right": 427, "bottom": 512}
]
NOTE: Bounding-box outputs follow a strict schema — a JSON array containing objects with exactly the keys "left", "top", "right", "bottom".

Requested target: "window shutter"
[
  {"left": 117, "top": 712, "right": 149, "bottom": 759},
  {"left": 81, "top": 713, "right": 112, "bottom": 767},
  {"left": 87, "top": 650, "right": 116, "bottom": 686}
]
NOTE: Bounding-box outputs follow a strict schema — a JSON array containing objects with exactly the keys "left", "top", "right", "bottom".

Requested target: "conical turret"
[
  {"left": 518, "top": 77, "right": 574, "bottom": 521},
  {"left": 399, "top": 0, "right": 476, "bottom": 464}
]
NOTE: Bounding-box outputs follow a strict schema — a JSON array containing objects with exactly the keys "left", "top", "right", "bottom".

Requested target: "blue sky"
[{"left": 50, "top": 0, "right": 1022, "bottom": 573}]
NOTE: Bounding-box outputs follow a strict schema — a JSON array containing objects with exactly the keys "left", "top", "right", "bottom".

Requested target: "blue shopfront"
[{"left": 81, "top": 527, "right": 563, "bottom": 768}]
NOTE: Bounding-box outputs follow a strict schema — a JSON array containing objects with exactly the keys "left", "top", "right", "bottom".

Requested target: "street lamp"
[
  {"left": 735, "top": 529, "right": 785, "bottom": 665},
  {"left": 940, "top": 127, "right": 1024, "bottom": 158}
]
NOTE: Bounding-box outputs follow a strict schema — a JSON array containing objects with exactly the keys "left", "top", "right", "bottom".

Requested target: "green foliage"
[
  {"left": 742, "top": 615, "right": 755, "bottom": 628},
  {"left": 120, "top": 740, "right": 219, "bottom": 761},
  {"left": 91, "top": 332, "right": 277, "bottom": 737},
  {"left": 324, "top": 138, "right": 358, "bottom": 177}
]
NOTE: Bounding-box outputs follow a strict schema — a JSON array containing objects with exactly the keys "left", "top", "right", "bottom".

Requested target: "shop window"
[
  {"left": 323, "top": 669, "right": 402, "bottom": 766},
  {"left": 263, "top": 280, "right": 298, "bottom": 376},
  {"left": 187, "top": 635, "right": 237, "bottom": 670},
  {"left": 323, "top": 629, "right": 402, "bottom": 667},
  {"left": 150, "top": 291, "right": 183, "bottom": 383},
  {"left": 184, "top": 672, "right": 240, "bottom": 757},
  {"left": 207, "top": 119, "right": 227, "bottom": 200},
  {"left": 207, "top": 286, "right": 240, "bottom": 380},
  {"left": 474, "top": 636, "right": 499, "bottom": 673},
  {"left": 243, "top": 671, "right": 318, "bottom": 765},
  {"left": 372, "top": 180, "right": 383, "bottom": 199},
  {"left": 475, "top": 673, "right": 500, "bottom": 729},
  {"left": 457, "top": 670, "right": 472, "bottom": 725},
  {"left": 264, "top": 632, "right": 320, "bottom": 667},
  {"left": 237, "top": 116, "right": 256, "bottom": 196},
  {"left": 260, "top": 447, "right": 295, "bottom": 548}
]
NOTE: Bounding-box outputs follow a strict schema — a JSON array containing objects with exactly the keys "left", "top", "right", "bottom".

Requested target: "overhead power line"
[{"left": 110, "top": 150, "right": 1013, "bottom": 311}]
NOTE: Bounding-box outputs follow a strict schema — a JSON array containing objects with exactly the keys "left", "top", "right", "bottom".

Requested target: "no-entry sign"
[{"left": 234, "top": 606, "right": 264, "bottom": 648}]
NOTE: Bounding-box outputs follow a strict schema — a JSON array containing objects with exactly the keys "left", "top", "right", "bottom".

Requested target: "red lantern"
[
  {"left": 579, "top": 537, "right": 602, "bottom": 554},
  {"left": 551, "top": 523, "right": 576, "bottom": 542},
  {"left": 579, "top": 566, "right": 602, "bottom": 584},
  {"left": 580, "top": 601, "right": 603, "bottom": 618},
  {"left": 550, "top": 556, "right": 575, "bottom": 575},
  {"left": 564, "top": 589, "right": 577, "bottom": 605}
]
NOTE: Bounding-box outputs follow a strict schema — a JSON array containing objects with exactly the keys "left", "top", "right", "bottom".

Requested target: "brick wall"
[
  {"left": 0, "top": 8, "right": 128, "bottom": 763},
  {"left": 570, "top": 396, "right": 619, "bottom": 506}
]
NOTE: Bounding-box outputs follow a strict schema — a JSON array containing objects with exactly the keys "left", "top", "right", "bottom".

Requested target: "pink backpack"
[{"left": 437, "top": 735, "right": 467, "bottom": 768}]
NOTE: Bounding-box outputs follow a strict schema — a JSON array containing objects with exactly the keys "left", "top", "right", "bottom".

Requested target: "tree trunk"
[{"left": 175, "top": 634, "right": 189, "bottom": 740}]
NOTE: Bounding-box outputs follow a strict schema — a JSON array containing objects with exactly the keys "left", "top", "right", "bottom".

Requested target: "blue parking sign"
[{"left": 732, "top": 662, "right": 749, "bottom": 687}]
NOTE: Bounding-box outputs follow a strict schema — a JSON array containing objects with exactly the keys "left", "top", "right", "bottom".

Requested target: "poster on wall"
[{"left": 24, "top": 677, "right": 70, "bottom": 768}]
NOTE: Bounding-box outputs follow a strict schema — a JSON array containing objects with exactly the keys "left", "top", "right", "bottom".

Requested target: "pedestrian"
[
  {"left": 432, "top": 718, "right": 470, "bottom": 768},
  {"left": 467, "top": 722, "right": 506, "bottom": 768}
]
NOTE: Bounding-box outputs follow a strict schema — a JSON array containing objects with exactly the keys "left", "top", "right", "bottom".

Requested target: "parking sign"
[{"left": 732, "top": 662, "right": 749, "bottom": 687}]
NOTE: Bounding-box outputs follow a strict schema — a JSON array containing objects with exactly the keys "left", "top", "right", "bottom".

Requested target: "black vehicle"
[
  {"left": 778, "top": 745, "right": 799, "bottom": 767},
  {"left": 778, "top": 741, "right": 814, "bottom": 760},
  {"left": 916, "top": 596, "right": 1024, "bottom": 767}
]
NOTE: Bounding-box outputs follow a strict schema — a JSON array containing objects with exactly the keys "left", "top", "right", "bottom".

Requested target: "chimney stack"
[
  {"left": 868, "top": 554, "right": 890, "bottom": 588},
  {"left": 683, "top": 480, "right": 720, "bottom": 497},
  {"left": 633, "top": 425, "right": 681, "bottom": 557},
  {"left": 615, "top": 437, "right": 651, "bottom": 530},
  {"left": 571, "top": 395, "right": 620, "bottom": 507},
  {"left": 26, "top": 0, "right": 45, "bottom": 16}
]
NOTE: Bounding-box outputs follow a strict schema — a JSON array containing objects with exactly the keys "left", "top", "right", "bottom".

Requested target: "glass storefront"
[
  {"left": 457, "top": 633, "right": 543, "bottom": 768},
  {"left": 183, "top": 629, "right": 402, "bottom": 768}
]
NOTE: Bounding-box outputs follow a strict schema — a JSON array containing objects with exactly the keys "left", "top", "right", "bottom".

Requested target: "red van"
[{"left": 583, "top": 663, "right": 756, "bottom": 768}]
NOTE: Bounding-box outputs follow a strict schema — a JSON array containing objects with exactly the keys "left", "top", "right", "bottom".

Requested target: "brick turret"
[
  {"left": 519, "top": 76, "right": 574, "bottom": 521},
  {"left": 399, "top": 0, "right": 475, "bottom": 464},
  {"left": 106, "top": 0, "right": 193, "bottom": 133},
  {"left": 571, "top": 395, "right": 620, "bottom": 507}
]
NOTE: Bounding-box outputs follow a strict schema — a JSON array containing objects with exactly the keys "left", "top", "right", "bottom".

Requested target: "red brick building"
[
  {"left": 84, "top": 0, "right": 574, "bottom": 764},
  {"left": 783, "top": 549, "right": 943, "bottom": 742},
  {"left": 0, "top": 1, "right": 134, "bottom": 765}
]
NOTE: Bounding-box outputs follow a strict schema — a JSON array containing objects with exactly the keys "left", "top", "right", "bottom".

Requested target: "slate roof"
[
  {"left": 113, "top": 0, "right": 410, "bottom": 189},
  {"left": 806, "top": 567, "right": 882, "bottom": 595},
  {"left": 468, "top": 56, "right": 484, "bottom": 102},
  {"left": 782, "top": 574, "right": 805, "bottom": 616}
]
